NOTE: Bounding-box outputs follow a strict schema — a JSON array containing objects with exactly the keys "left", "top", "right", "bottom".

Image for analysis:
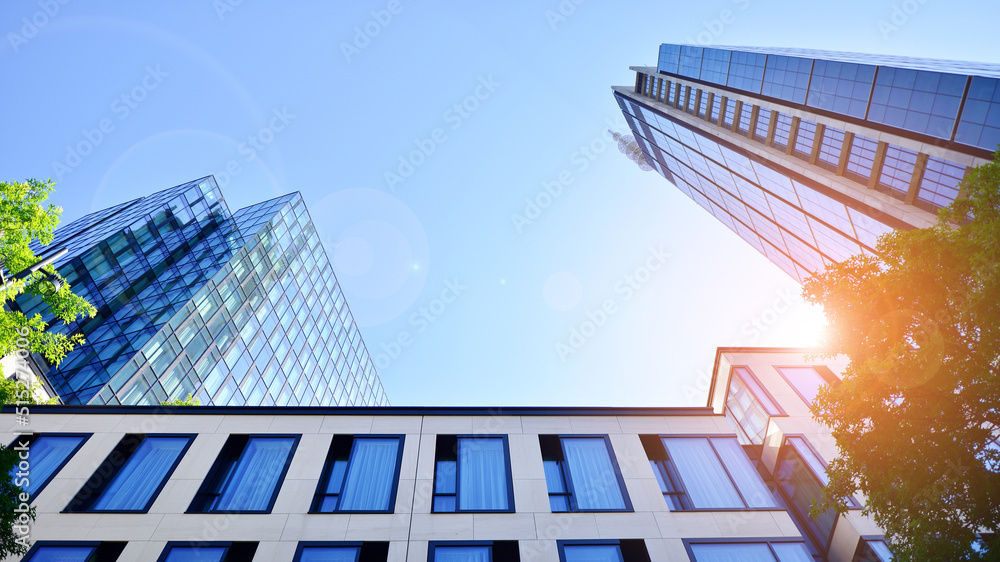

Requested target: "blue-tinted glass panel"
[
  {"left": 777, "top": 438, "right": 838, "bottom": 553},
  {"left": 25, "top": 546, "right": 96, "bottom": 562},
  {"left": 12, "top": 435, "right": 86, "bottom": 497},
  {"left": 723, "top": 99, "right": 737, "bottom": 127},
  {"left": 793, "top": 120, "right": 817, "bottom": 158},
  {"left": 762, "top": 55, "right": 813, "bottom": 104},
  {"left": 661, "top": 438, "right": 742, "bottom": 508},
  {"left": 212, "top": 436, "right": 294, "bottom": 511},
  {"left": 298, "top": 546, "right": 360, "bottom": 562},
  {"left": 164, "top": 546, "right": 227, "bottom": 562},
  {"left": 698, "top": 90, "right": 710, "bottom": 117},
  {"left": 678, "top": 46, "right": 704, "bottom": 79},
  {"left": 877, "top": 146, "right": 917, "bottom": 200},
  {"left": 870, "top": 68, "right": 966, "bottom": 139},
  {"left": 701, "top": 48, "right": 732, "bottom": 85},
  {"left": 817, "top": 127, "right": 845, "bottom": 171},
  {"left": 563, "top": 545, "right": 624, "bottom": 562},
  {"left": 710, "top": 95, "right": 721, "bottom": 121},
  {"left": 561, "top": 438, "right": 627, "bottom": 510},
  {"left": 458, "top": 438, "right": 509, "bottom": 511},
  {"left": 690, "top": 543, "right": 775, "bottom": 561},
  {"left": 918, "top": 156, "right": 965, "bottom": 210},
  {"left": 844, "top": 134, "right": 879, "bottom": 184},
  {"left": 658, "top": 44, "right": 681, "bottom": 74},
  {"left": 776, "top": 367, "right": 828, "bottom": 405},
  {"left": 738, "top": 104, "right": 752, "bottom": 134},
  {"left": 772, "top": 114, "right": 793, "bottom": 150},
  {"left": 956, "top": 77, "right": 1000, "bottom": 150},
  {"left": 753, "top": 108, "right": 772, "bottom": 141},
  {"left": 91, "top": 436, "right": 190, "bottom": 511},
  {"left": 807, "top": 60, "right": 876, "bottom": 118},
  {"left": 338, "top": 438, "right": 400, "bottom": 511},
  {"left": 728, "top": 51, "right": 767, "bottom": 93},
  {"left": 433, "top": 546, "right": 491, "bottom": 562}
]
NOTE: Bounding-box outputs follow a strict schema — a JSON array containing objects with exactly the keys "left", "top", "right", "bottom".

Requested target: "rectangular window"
[
  {"left": 738, "top": 105, "right": 753, "bottom": 135},
  {"left": 686, "top": 540, "right": 813, "bottom": 561},
  {"left": 772, "top": 113, "right": 793, "bottom": 150},
  {"left": 844, "top": 134, "right": 879, "bottom": 184},
  {"left": 67, "top": 434, "right": 193, "bottom": 512},
  {"left": 726, "top": 367, "right": 784, "bottom": 445},
  {"left": 710, "top": 96, "right": 722, "bottom": 122},
  {"left": 686, "top": 88, "right": 698, "bottom": 114},
  {"left": 433, "top": 435, "right": 513, "bottom": 512},
  {"left": 807, "top": 60, "right": 876, "bottom": 119},
  {"left": 157, "top": 542, "right": 259, "bottom": 562},
  {"left": 956, "top": 76, "right": 1000, "bottom": 151},
  {"left": 776, "top": 437, "right": 851, "bottom": 555},
  {"left": 792, "top": 120, "right": 817, "bottom": 160},
  {"left": 9, "top": 433, "right": 89, "bottom": 499},
  {"left": 558, "top": 540, "right": 650, "bottom": 562},
  {"left": 871, "top": 68, "right": 966, "bottom": 140},
  {"left": 917, "top": 156, "right": 965, "bottom": 211},
  {"left": 294, "top": 541, "right": 389, "bottom": 562},
  {"left": 188, "top": 434, "right": 298, "bottom": 513},
  {"left": 24, "top": 542, "right": 127, "bottom": 562},
  {"left": 877, "top": 145, "right": 918, "bottom": 200},
  {"left": 429, "top": 541, "right": 520, "bottom": 562},
  {"left": 776, "top": 366, "right": 839, "bottom": 406},
  {"left": 817, "top": 127, "right": 845, "bottom": 172},
  {"left": 312, "top": 435, "right": 403, "bottom": 513},
  {"left": 853, "top": 539, "right": 893, "bottom": 562},
  {"left": 753, "top": 108, "right": 772, "bottom": 142},
  {"left": 539, "top": 435, "right": 630, "bottom": 512},
  {"left": 761, "top": 55, "right": 813, "bottom": 104},
  {"left": 723, "top": 98, "right": 738, "bottom": 128},
  {"left": 698, "top": 91, "right": 709, "bottom": 117},
  {"left": 642, "top": 436, "right": 778, "bottom": 510}
]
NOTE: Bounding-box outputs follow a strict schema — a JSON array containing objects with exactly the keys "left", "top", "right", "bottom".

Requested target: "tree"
[
  {"left": 0, "top": 179, "right": 97, "bottom": 558},
  {"left": 803, "top": 152, "right": 1000, "bottom": 560},
  {"left": 161, "top": 394, "right": 200, "bottom": 406}
]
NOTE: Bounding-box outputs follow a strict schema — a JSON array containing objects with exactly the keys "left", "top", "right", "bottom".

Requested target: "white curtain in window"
[
  {"left": 662, "top": 438, "right": 743, "bottom": 508},
  {"left": 298, "top": 546, "right": 361, "bottom": 562},
  {"left": 562, "top": 438, "right": 626, "bottom": 510},
  {"left": 458, "top": 438, "right": 508, "bottom": 510},
  {"left": 562, "top": 544, "right": 625, "bottom": 562},
  {"left": 770, "top": 543, "right": 814, "bottom": 562},
  {"left": 215, "top": 437, "right": 294, "bottom": 511},
  {"left": 433, "top": 545, "right": 491, "bottom": 562},
  {"left": 710, "top": 438, "right": 778, "bottom": 508},
  {"left": 92, "top": 436, "right": 189, "bottom": 510},
  {"left": 690, "top": 543, "right": 776, "bottom": 561},
  {"left": 339, "top": 438, "right": 399, "bottom": 511}
]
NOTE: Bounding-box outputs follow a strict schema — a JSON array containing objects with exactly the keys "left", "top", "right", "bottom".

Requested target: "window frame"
[
  {"left": 682, "top": 537, "right": 813, "bottom": 561},
  {"left": 427, "top": 540, "right": 520, "bottom": 562},
  {"left": 643, "top": 434, "right": 783, "bottom": 512},
  {"left": 155, "top": 541, "right": 259, "bottom": 562},
  {"left": 774, "top": 364, "right": 840, "bottom": 407},
  {"left": 8, "top": 433, "right": 91, "bottom": 500},
  {"left": 187, "top": 433, "right": 300, "bottom": 514},
  {"left": 310, "top": 434, "right": 405, "bottom": 514},
  {"left": 293, "top": 541, "right": 363, "bottom": 562},
  {"left": 557, "top": 539, "right": 650, "bottom": 562},
  {"left": 64, "top": 433, "right": 195, "bottom": 513},
  {"left": 22, "top": 540, "right": 127, "bottom": 562},
  {"left": 540, "top": 434, "right": 633, "bottom": 513},
  {"left": 432, "top": 434, "right": 515, "bottom": 513}
]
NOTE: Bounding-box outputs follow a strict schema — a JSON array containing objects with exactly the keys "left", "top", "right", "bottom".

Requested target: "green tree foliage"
[
  {"left": 0, "top": 179, "right": 96, "bottom": 558},
  {"left": 804, "top": 152, "right": 1000, "bottom": 560},
  {"left": 161, "top": 394, "right": 200, "bottom": 406}
]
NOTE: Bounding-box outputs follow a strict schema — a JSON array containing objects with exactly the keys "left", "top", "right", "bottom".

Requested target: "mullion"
[
  {"left": 333, "top": 438, "right": 361, "bottom": 511},
  {"left": 558, "top": 439, "right": 581, "bottom": 512}
]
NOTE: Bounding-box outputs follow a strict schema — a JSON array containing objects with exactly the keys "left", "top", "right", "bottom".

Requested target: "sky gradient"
[{"left": 3, "top": 0, "right": 998, "bottom": 406}]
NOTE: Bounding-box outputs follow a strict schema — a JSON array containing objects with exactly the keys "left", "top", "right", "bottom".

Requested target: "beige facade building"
[{"left": 4, "top": 348, "right": 888, "bottom": 561}]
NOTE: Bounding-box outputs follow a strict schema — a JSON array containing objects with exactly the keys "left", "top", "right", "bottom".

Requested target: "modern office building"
[
  {"left": 11, "top": 177, "right": 389, "bottom": 407},
  {"left": 3, "top": 348, "right": 890, "bottom": 561},
  {"left": 614, "top": 44, "right": 1000, "bottom": 282}
]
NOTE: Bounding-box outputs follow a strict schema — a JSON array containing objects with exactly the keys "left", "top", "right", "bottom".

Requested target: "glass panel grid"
[
  {"left": 956, "top": 76, "right": 1000, "bottom": 150},
  {"left": 807, "top": 60, "right": 876, "bottom": 118},
  {"left": 844, "top": 134, "right": 879, "bottom": 184},
  {"left": 793, "top": 120, "right": 817, "bottom": 159},
  {"left": 870, "top": 67, "right": 966, "bottom": 139},
  {"left": 772, "top": 113, "right": 793, "bottom": 150},
  {"left": 753, "top": 108, "right": 772, "bottom": 142},
  {"left": 762, "top": 55, "right": 813, "bottom": 104},
  {"left": 727, "top": 51, "right": 767, "bottom": 93},
  {"left": 877, "top": 145, "right": 918, "bottom": 200},
  {"left": 918, "top": 156, "right": 965, "bottom": 209},
  {"left": 817, "top": 127, "right": 845, "bottom": 171}
]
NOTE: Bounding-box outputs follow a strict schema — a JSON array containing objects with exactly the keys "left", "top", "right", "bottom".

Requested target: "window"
[
  {"left": 775, "top": 366, "right": 839, "bottom": 406},
  {"left": 157, "top": 542, "right": 259, "bottom": 562},
  {"left": 686, "top": 540, "right": 813, "bottom": 561},
  {"left": 753, "top": 108, "right": 772, "bottom": 142},
  {"left": 870, "top": 68, "right": 966, "bottom": 140},
  {"left": 877, "top": 145, "right": 918, "bottom": 200},
  {"left": 792, "top": 120, "right": 817, "bottom": 160},
  {"left": 23, "top": 542, "right": 127, "bottom": 562},
  {"left": 9, "top": 433, "right": 89, "bottom": 499},
  {"left": 312, "top": 435, "right": 404, "bottom": 513},
  {"left": 844, "top": 134, "right": 879, "bottom": 184},
  {"left": 188, "top": 434, "right": 298, "bottom": 513},
  {"left": 772, "top": 113, "right": 793, "bottom": 150},
  {"left": 807, "top": 60, "right": 876, "bottom": 119},
  {"left": 433, "top": 435, "right": 513, "bottom": 512},
  {"left": 956, "top": 76, "right": 1000, "bottom": 150},
  {"left": 428, "top": 541, "right": 520, "bottom": 562},
  {"left": 293, "top": 541, "right": 390, "bottom": 562},
  {"left": 66, "top": 434, "right": 193, "bottom": 512},
  {"left": 853, "top": 538, "right": 893, "bottom": 562},
  {"left": 816, "top": 127, "right": 845, "bottom": 172},
  {"left": 917, "top": 156, "right": 965, "bottom": 211},
  {"left": 723, "top": 98, "right": 738, "bottom": 128},
  {"left": 726, "top": 367, "right": 784, "bottom": 445},
  {"left": 642, "top": 436, "right": 779, "bottom": 510},
  {"left": 558, "top": 540, "right": 651, "bottom": 562},
  {"left": 539, "top": 435, "right": 630, "bottom": 512}
]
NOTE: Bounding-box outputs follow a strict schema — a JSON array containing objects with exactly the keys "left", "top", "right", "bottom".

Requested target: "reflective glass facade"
[
  {"left": 16, "top": 178, "right": 389, "bottom": 406},
  {"left": 621, "top": 44, "right": 998, "bottom": 282}
]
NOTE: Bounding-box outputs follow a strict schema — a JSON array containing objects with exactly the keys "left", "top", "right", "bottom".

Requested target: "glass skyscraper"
[
  {"left": 15, "top": 177, "right": 389, "bottom": 407},
  {"left": 616, "top": 44, "right": 1000, "bottom": 282}
]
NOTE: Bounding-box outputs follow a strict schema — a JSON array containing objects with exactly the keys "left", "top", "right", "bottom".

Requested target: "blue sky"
[{"left": 3, "top": 1, "right": 998, "bottom": 406}]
